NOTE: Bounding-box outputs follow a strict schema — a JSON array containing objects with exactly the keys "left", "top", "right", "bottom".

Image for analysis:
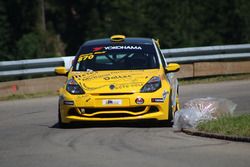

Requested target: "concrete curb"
[{"left": 182, "top": 129, "right": 250, "bottom": 143}]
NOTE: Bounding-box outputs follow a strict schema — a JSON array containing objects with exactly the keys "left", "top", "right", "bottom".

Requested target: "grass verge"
[
  {"left": 0, "top": 91, "right": 57, "bottom": 101},
  {"left": 197, "top": 115, "right": 250, "bottom": 137}
]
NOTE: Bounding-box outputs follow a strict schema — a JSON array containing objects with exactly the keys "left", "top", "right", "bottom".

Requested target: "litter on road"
[{"left": 173, "top": 97, "right": 237, "bottom": 130}]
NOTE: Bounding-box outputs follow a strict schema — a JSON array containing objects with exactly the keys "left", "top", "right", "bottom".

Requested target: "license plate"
[{"left": 102, "top": 99, "right": 122, "bottom": 105}]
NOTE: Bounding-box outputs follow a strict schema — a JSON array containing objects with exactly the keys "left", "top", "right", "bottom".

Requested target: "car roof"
[{"left": 82, "top": 37, "right": 154, "bottom": 47}]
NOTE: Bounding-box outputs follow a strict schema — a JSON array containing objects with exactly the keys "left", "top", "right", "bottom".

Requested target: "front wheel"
[
  {"left": 58, "top": 105, "right": 70, "bottom": 128},
  {"left": 158, "top": 91, "right": 174, "bottom": 127}
]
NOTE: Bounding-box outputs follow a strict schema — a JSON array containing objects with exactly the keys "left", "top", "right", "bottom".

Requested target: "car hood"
[{"left": 71, "top": 69, "right": 162, "bottom": 93}]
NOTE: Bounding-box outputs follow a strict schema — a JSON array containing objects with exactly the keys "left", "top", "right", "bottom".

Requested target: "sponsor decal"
[
  {"left": 94, "top": 51, "right": 106, "bottom": 54},
  {"left": 76, "top": 73, "right": 110, "bottom": 81},
  {"left": 93, "top": 46, "right": 104, "bottom": 52},
  {"left": 73, "top": 71, "right": 98, "bottom": 77},
  {"left": 74, "top": 71, "right": 140, "bottom": 82},
  {"left": 104, "top": 75, "right": 131, "bottom": 80},
  {"left": 78, "top": 53, "right": 94, "bottom": 62},
  {"left": 86, "top": 98, "right": 91, "bottom": 102},
  {"left": 104, "top": 46, "right": 142, "bottom": 50},
  {"left": 113, "top": 82, "right": 144, "bottom": 90},
  {"left": 78, "top": 51, "right": 106, "bottom": 62}
]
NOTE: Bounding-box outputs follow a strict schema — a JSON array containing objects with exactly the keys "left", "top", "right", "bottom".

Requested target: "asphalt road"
[{"left": 0, "top": 80, "right": 250, "bottom": 167}]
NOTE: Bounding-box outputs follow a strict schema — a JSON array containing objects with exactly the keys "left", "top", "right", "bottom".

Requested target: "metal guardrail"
[
  {"left": 0, "top": 57, "right": 73, "bottom": 78},
  {"left": 165, "top": 53, "right": 250, "bottom": 63},
  {"left": 0, "top": 57, "right": 63, "bottom": 71},
  {"left": 163, "top": 44, "right": 250, "bottom": 63},
  {"left": 1, "top": 44, "right": 250, "bottom": 78},
  {"left": 162, "top": 44, "right": 250, "bottom": 57}
]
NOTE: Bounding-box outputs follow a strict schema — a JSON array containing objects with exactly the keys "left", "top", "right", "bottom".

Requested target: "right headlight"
[
  {"left": 140, "top": 76, "right": 161, "bottom": 93},
  {"left": 66, "top": 79, "right": 85, "bottom": 94}
]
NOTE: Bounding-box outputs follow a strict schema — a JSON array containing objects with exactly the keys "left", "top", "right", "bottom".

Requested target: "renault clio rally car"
[{"left": 55, "top": 35, "right": 180, "bottom": 127}]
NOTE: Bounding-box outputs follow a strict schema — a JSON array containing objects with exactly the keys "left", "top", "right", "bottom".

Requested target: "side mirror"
[
  {"left": 55, "top": 66, "right": 68, "bottom": 76},
  {"left": 165, "top": 63, "right": 180, "bottom": 73}
]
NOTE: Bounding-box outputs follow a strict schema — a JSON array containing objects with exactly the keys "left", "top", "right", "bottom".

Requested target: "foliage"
[
  {"left": 16, "top": 32, "right": 42, "bottom": 59},
  {"left": 1, "top": 0, "right": 250, "bottom": 60},
  {"left": 16, "top": 31, "right": 65, "bottom": 59},
  {"left": 0, "top": 1, "right": 12, "bottom": 61}
]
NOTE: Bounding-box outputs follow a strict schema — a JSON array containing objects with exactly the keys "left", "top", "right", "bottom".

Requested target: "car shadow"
[{"left": 50, "top": 120, "right": 173, "bottom": 129}]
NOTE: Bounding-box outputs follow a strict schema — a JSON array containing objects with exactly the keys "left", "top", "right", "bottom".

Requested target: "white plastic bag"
[{"left": 173, "top": 97, "right": 237, "bottom": 130}]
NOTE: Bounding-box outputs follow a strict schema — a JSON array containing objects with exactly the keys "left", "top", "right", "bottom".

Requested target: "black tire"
[
  {"left": 167, "top": 92, "right": 174, "bottom": 126},
  {"left": 168, "top": 89, "right": 181, "bottom": 126},
  {"left": 58, "top": 105, "right": 70, "bottom": 128},
  {"left": 158, "top": 91, "right": 173, "bottom": 127}
]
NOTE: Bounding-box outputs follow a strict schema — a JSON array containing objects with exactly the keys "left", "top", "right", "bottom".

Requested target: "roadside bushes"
[{"left": 16, "top": 31, "right": 65, "bottom": 59}]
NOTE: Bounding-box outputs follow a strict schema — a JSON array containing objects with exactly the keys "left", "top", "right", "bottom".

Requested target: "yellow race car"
[{"left": 55, "top": 35, "right": 180, "bottom": 127}]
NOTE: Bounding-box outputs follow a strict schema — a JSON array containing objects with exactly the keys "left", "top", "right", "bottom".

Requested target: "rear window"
[{"left": 73, "top": 44, "right": 159, "bottom": 71}]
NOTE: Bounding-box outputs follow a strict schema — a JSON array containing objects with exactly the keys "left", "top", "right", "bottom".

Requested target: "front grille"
[
  {"left": 95, "top": 93, "right": 134, "bottom": 96},
  {"left": 148, "top": 106, "right": 159, "bottom": 113},
  {"left": 84, "top": 107, "right": 146, "bottom": 114},
  {"left": 93, "top": 113, "right": 132, "bottom": 118}
]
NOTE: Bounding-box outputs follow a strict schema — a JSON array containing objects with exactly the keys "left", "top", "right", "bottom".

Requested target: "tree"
[
  {"left": 0, "top": 0, "right": 12, "bottom": 61},
  {"left": 1, "top": 0, "right": 250, "bottom": 60}
]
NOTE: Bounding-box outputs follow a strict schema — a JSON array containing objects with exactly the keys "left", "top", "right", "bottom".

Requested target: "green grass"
[{"left": 197, "top": 115, "right": 250, "bottom": 137}]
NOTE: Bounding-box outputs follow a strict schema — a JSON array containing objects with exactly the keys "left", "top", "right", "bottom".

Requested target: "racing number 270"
[{"left": 78, "top": 53, "right": 94, "bottom": 62}]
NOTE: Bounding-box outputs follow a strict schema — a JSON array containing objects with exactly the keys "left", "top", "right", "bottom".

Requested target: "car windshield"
[{"left": 73, "top": 44, "right": 159, "bottom": 71}]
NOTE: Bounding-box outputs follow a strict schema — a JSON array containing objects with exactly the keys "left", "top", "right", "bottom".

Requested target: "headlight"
[
  {"left": 140, "top": 76, "right": 161, "bottom": 93},
  {"left": 66, "top": 79, "right": 84, "bottom": 94}
]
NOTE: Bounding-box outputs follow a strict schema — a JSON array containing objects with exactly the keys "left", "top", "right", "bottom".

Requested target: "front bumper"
[{"left": 59, "top": 91, "right": 171, "bottom": 123}]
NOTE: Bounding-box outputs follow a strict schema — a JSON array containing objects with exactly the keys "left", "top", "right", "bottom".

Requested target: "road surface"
[{"left": 0, "top": 80, "right": 249, "bottom": 167}]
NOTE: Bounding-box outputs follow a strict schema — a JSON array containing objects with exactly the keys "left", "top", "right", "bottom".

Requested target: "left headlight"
[
  {"left": 140, "top": 76, "right": 161, "bottom": 93},
  {"left": 66, "top": 79, "right": 85, "bottom": 94}
]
